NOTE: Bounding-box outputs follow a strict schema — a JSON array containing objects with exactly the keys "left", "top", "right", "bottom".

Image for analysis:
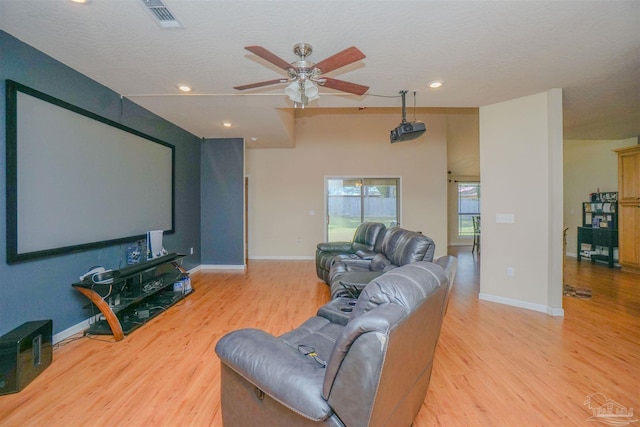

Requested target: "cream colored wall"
[
  {"left": 479, "top": 89, "right": 564, "bottom": 315},
  {"left": 563, "top": 137, "right": 638, "bottom": 255},
  {"left": 245, "top": 108, "right": 450, "bottom": 259}
]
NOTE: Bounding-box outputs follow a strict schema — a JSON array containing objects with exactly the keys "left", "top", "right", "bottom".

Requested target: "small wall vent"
[{"left": 140, "top": 0, "right": 183, "bottom": 29}]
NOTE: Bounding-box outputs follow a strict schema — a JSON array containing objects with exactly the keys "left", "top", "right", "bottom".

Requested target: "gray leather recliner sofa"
[
  {"left": 328, "top": 227, "right": 436, "bottom": 299},
  {"left": 215, "top": 257, "right": 456, "bottom": 427},
  {"left": 315, "top": 222, "right": 386, "bottom": 283}
]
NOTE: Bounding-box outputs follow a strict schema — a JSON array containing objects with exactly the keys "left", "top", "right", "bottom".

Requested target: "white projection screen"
[{"left": 6, "top": 80, "right": 175, "bottom": 264}]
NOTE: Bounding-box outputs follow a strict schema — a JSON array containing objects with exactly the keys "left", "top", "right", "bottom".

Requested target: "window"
[
  {"left": 458, "top": 182, "right": 480, "bottom": 237},
  {"left": 326, "top": 178, "right": 400, "bottom": 241}
]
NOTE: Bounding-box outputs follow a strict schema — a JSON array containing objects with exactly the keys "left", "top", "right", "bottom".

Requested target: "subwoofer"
[{"left": 0, "top": 320, "right": 52, "bottom": 395}]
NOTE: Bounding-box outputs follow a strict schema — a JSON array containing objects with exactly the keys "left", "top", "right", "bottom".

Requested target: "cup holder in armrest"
[
  {"left": 340, "top": 307, "right": 353, "bottom": 312},
  {"left": 348, "top": 300, "right": 356, "bottom": 306}
]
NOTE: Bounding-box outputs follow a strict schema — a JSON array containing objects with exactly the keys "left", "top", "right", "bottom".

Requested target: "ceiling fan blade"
[
  {"left": 314, "top": 47, "right": 365, "bottom": 74},
  {"left": 320, "top": 78, "right": 369, "bottom": 96},
  {"left": 244, "top": 46, "right": 291, "bottom": 70},
  {"left": 234, "top": 79, "right": 286, "bottom": 90}
]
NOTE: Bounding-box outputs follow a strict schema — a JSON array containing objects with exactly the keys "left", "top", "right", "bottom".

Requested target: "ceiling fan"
[{"left": 234, "top": 43, "right": 369, "bottom": 107}]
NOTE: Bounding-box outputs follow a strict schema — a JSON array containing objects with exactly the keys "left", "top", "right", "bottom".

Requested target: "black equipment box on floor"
[{"left": 0, "top": 320, "right": 52, "bottom": 395}]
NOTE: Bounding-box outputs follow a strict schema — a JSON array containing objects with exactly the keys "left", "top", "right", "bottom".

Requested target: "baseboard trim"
[
  {"left": 200, "top": 264, "right": 246, "bottom": 270},
  {"left": 478, "top": 293, "right": 564, "bottom": 317},
  {"left": 52, "top": 315, "right": 99, "bottom": 345}
]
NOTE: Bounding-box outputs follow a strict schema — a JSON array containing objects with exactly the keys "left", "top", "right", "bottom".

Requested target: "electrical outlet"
[
  {"left": 189, "top": 247, "right": 194, "bottom": 255},
  {"left": 507, "top": 267, "right": 515, "bottom": 277},
  {"left": 296, "top": 237, "right": 302, "bottom": 245}
]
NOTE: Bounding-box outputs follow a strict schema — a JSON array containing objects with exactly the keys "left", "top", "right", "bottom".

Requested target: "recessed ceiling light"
[
  {"left": 71, "top": 0, "right": 91, "bottom": 3},
  {"left": 177, "top": 84, "right": 192, "bottom": 92},
  {"left": 222, "top": 122, "right": 232, "bottom": 128},
  {"left": 428, "top": 80, "right": 444, "bottom": 89}
]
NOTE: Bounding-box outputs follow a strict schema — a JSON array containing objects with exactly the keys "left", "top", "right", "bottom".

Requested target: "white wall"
[
  {"left": 479, "top": 89, "right": 564, "bottom": 316},
  {"left": 563, "top": 137, "right": 639, "bottom": 255},
  {"left": 245, "top": 108, "right": 451, "bottom": 259}
]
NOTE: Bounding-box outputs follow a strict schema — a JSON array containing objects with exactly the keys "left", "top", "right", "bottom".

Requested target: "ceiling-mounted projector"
[
  {"left": 390, "top": 90, "right": 426, "bottom": 143},
  {"left": 390, "top": 121, "right": 426, "bottom": 143}
]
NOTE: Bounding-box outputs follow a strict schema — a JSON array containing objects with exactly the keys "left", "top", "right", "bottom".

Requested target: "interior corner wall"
[
  {"left": 563, "top": 136, "right": 639, "bottom": 255},
  {"left": 0, "top": 31, "right": 202, "bottom": 337},
  {"left": 201, "top": 138, "right": 245, "bottom": 266},
  {"left": 478, "top": 89, "right": 564, "bottom": 316},
  {"left": 245, "top": 109, "right": 449, "bottom": 259}
]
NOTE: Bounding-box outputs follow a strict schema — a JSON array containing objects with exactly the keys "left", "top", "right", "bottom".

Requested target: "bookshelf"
[{"left": 577, "top": 192, "right": 618, "bottom": 268}]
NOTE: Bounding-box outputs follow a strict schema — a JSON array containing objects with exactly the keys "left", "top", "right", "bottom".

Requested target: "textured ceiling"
[{"left": 1, "top": 0, "right": 638, "bottom": 148}]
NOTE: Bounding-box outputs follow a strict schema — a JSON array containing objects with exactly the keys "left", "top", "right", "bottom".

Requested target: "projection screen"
[{"left": 6, "top": 80, "right": 174, "bottom": 264}]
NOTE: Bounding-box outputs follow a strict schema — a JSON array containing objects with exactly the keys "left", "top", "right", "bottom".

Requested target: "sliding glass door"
[{"left": 326, "top": 177, "right": 400, "bottom": 241}]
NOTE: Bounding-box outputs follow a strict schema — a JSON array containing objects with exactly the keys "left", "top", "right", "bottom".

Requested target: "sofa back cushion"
[
  {"left": 379, "top": 227, "right": 435, "bottom": 267},
  {"left": 351, "top": 261, "right": 446, "bottom": 318},
  {"left": 351, "top": 222, "right": 386, "bottom": 253}
]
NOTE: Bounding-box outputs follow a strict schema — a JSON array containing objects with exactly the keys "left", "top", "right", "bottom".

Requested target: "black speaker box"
[{"left": 0, "top": 320, "right": 52, "bottom": 396}]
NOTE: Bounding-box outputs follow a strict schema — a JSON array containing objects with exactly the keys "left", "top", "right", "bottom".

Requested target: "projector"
[{"left": 390, "top": 121, "right": 426, "bottom": 143}]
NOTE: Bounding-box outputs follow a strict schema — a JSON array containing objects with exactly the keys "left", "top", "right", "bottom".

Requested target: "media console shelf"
[{"left": 72, "top": 253, "right": 191, "bottom": 341}]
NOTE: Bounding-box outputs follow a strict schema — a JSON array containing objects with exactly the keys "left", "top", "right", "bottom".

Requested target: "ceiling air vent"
[{"left": 140, "top": 0, "right": 183, "bottom": 29}]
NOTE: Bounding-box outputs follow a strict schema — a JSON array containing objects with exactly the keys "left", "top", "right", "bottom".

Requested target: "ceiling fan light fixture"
[
  {"left": 285, "top": 79, "right": 319, "bottom": 107},
  {"left": 303, "top": 79, "right": 319, "bottom": 98},
  {"left": 285, "top": 81, "right": 303, "bottom": 103}
]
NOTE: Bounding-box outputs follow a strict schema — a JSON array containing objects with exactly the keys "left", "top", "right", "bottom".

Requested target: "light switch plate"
[{"left": 496, "top": 213, "right": 515, "bottom": 224}]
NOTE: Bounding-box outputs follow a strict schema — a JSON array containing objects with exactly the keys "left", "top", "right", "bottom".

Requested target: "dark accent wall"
[
  {"left": 0, "top": 31, "right": 202, "bottom": 336},
  {"left": 201, "top": 138, "right": 244, "bottom": 265}
]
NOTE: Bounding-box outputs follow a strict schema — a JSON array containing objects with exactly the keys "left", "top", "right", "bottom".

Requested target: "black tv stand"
[{"left": 72, "top": 253, "right": 191, "bottom": 341}]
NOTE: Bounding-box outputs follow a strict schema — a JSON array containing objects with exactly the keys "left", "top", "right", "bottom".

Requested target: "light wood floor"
[{"left": 1, "top": 249, "right": 638, "bottom": 426}]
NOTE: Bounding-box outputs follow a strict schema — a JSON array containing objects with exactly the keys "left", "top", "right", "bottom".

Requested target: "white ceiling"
[{"left": 1, "top": 0, "right": 638, "bottom": 148}]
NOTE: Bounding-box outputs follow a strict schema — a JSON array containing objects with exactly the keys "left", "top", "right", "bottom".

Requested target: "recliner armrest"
[
  {"left": 337, "top": 258, "right": 373, "bottom": 270},
  {"left": 355, "top": 249, "right": 376, "bottom": 259},
  {"left": 215, "top": 328, "right": 333, "bottom": 422},
  {"left": 316, "top": 297, "right": 356, "bottom": 325},
  {"left": 317, "top": 242, "right": 353, "bottom": 253}
]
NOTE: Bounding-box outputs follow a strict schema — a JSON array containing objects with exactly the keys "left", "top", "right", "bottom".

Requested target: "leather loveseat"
[
  {"left": 315, "top": 222, "right": 386, "bottom": 283},
  {"left": 328, "top": 227, "right": 436, "bottom": 299},
  {"left": 215, "top": 257, "right": 457, "bottom": 427}
]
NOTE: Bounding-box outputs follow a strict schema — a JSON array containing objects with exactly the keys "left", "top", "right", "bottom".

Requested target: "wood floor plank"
[{"left": 0, "top": 253, "right": 638, "bottom": 426}]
